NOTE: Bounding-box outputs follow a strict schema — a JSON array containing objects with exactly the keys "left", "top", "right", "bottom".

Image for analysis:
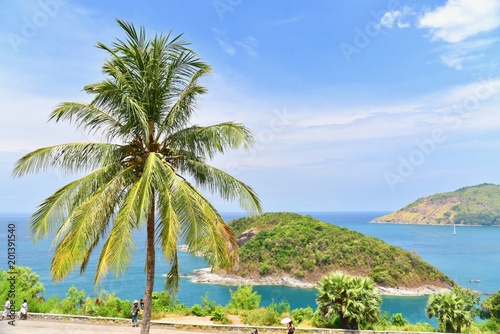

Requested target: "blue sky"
[{"left": 1, "top": 0, "right": 500, "bottom": 213}]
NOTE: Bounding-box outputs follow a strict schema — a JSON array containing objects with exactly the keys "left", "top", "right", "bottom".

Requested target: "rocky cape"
[
  {"left": 178, "top": 212, "right": 455, "bottom": 296},
  {"left": 374, "top": 183, "right": 500, "bottom": 225},
  {"left": 183, "top": 268, "right": 451, "bottom": 296}
]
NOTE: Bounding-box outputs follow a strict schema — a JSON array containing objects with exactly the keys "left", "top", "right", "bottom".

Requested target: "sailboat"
[{"left": 453, "top": 223, "right": 456, "bottom": 236}]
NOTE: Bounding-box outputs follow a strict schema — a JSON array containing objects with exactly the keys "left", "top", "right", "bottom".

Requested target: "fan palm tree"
[
  {"left": 426, "top": 291, "right": 473, "bottom": 333},
  {"left": 12, "top": 20, "right": 261, "bottom": 334},
  {"left": 316, "top": 272, "right": 381, "bottom": 330}
]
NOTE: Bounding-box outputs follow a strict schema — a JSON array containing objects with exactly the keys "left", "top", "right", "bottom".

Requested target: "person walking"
[
  {"left": 1, "top": 298, "right": 10, "bottom": 321},
  {"left": 131, "top": 300, "right": 140, "bottom": 327},
  {"left": 287, "top": 320, "right": 295, "bottom": 334},
  {"left": 19, "top": 299, "right": 28, "bottom": 320}
]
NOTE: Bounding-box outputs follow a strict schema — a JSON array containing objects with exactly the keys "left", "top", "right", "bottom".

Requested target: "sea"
[{"left": 1, "top": 211, "right": 499, "bottom": 325}]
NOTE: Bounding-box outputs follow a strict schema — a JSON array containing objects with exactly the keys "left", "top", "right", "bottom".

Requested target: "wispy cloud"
[
  {"left": 377, "top": 6, "right": 413, "bottom": 29},
  {"left": 268, "top": 15, "right": 306, "bottom": 26},
  {"left": 212, "top": 28, "right": 258, "bottom": 57}
]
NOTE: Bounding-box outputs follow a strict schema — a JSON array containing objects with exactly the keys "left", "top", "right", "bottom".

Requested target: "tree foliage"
[
  {"left": 229, "top": 212, "right": 453, "bottom": 289},
  {"left": 226, "top": 284, "right": 261, "bottom": 311},
  {"left": 316, "top": 272, "right": 382, "bottom": 330},
  {"left": 12, "top": 19, "right": 261, "bottom": 334},
  {"left": 0, "top": 266, "right": 45, "bottom": 313},
  {"left": 426, "top": 290, "right": 474, "bottom": 333}
]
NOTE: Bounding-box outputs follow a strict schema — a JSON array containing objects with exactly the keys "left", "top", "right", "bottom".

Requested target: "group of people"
[{"left": 1, "top": 298, "right": 28, "bottom": 321}]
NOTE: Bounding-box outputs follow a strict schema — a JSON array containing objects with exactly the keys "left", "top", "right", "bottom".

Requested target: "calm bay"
[{"left": 1, "top": 211, "right": 499, "bottom": 324}]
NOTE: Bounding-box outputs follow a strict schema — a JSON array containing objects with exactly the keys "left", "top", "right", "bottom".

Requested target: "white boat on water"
[{"left": 470, "top": 279, "right": 480, "bottom": 283}]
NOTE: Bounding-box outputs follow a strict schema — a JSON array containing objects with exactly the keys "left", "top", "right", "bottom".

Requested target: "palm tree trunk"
[{"left": 141, "top": 200, "right": 156, "bottom": 334}]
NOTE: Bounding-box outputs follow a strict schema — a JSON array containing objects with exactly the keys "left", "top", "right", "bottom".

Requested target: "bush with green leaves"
[
  {"left": 481, "top": 289, "right": 500, "bottom": 320},
  {"left": 151, "top": 291, "right": 185, "bottom": 313},
  {"left": 311, "top": 309, "right": 339, "bottom": 328},
  {"left": 390, "top": 313, "right": 408, "bottom": 326},
  {"left": 190, "top": 304, "right": 205, "bottom": 316},
  {"left": 0, "top": 266, "right": 46, "bottom": 313},
  {"left": 200, "top": 292, "right": 217, "bottom": 315},
  {"left": 242, "top": 307, "right": 279, "bottom": 326},
  {"left": 210, "top": 305, "right": 230, "bottom": 324},
  {"left": 291, "top": 307, "right": 314, "bottom": 324},
  {"left": 226, "top": 285, "right": 261, "bottom": 312},
  {"left": 60, "top": 285, "right": 86, "bottom": 315}
]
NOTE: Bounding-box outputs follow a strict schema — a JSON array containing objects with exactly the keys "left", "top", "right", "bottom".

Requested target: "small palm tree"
[
  {"left": 426, "top": 291, "right": 473, "bottom": 333},
  {"left": 316, "top": 272, "right": 381, "bottom": 330},
  {"left": 12, "top": 20, "right": 261, "bottom": 334}
]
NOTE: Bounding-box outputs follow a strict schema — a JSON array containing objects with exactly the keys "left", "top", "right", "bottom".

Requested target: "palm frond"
[
  {"left": 29, "top": 163, "right": 124, "bottom": 241},
  {"left": 49, "top": 102, "right": 122, "bottom": 138},
  {"left": 168, "top": 122, "right": 254, "bottom": 160},
  {"left": 181, "top": 160, "right": 262, "bottom": 215},
  {"left": 163, "top": 251, "right": 180, "bottom": 295},
  {"left": 12, "top": 143, "right": 120, "bottom": 177}
]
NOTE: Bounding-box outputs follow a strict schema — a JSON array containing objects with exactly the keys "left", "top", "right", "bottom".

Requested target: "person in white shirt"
[
  {"left": 19, "top": 299, "right": 28, "bottom": 320},
  {"left": 1, "top": 298, "right": 11, "bottom": 320}
]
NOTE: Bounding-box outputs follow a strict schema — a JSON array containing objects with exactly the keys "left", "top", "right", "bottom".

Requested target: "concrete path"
[{"left": 0, "top": 318, "right": 235, "bottom": 334}]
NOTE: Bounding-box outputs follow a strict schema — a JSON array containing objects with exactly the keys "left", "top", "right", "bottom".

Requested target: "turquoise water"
[{"left": 1, "top": 211, "right": 499, "bottom": 325}]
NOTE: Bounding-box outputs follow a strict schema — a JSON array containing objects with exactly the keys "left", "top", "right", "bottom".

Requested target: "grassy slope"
[
  {"left": 228, "top": 212, "right": 453, "bottom": 289},
  {"left": 374, "top": 183, "right": 500, "bottom": 225}
]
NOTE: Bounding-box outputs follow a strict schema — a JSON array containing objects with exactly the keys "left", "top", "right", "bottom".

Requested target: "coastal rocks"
[
  {"left": 187, "top": 268, "right": 316, "bottom": 289},
  {"left": 376, "top": 285, "right": 451, "bottom": 296},
  {"left": 185, "top": 268, "right": 451, "bottom": 296}
]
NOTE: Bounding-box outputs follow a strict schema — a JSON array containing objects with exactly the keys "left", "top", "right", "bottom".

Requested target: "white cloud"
[
  {"left": 378, "top": 6, "right": 412, "bottom": 29},
  {"left": 418, "top": 0, "right": 500, "bottom": 43}
]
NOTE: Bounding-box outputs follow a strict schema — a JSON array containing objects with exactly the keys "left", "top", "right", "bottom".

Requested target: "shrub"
[
  {"left": 191, "top": 304, "right": 205, "bottom": 316},
  {"left": 226, "top": 285, "right": 261, "bottom": 311},
  {"left": 60, "top": 286, "right": 86, "bottom": 314},
  {"left": 200, "top": 292, "right": 217, "bottom": 315},
  {"left": 242, "top": 307, "right": 279, "bottom": 326},
  {"left": 291, "top": 307, "right": 314, "bottom": 324},
  {"left": 210, "top": 306, "right": 230, "bottom": 324},
  {"left": 151, "top": 291, "right": 185, "bottom": 313},
  {"left": 390, "top": 313, "right": 408, "bottom": 326}
]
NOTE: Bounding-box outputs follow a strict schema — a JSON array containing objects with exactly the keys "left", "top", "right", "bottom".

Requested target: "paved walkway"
[{"left": 0, "top": 318, "right": 236, "bottom": 334}]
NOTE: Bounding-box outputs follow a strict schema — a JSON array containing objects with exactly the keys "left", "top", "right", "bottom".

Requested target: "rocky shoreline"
[{"left": 183, "top": 268, "right": 451, "bottom": 296}]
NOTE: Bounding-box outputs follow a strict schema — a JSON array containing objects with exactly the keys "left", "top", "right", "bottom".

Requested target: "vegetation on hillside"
[
  {"left": 228, "top": 212, "right": 453, "bottom": 289},
  {"left": 374, "top": 184, "right": 500, "bottom": 225}
]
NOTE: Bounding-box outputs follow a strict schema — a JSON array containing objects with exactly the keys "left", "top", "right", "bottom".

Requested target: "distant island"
[
  {"left": 373, "top": 183, "right": 500, "bottom": 226},
  {"left": 186, "top": 212, "right": 454, "bottom": 296}
]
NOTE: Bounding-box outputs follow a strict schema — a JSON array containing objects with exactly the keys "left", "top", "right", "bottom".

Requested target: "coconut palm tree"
[
  {"left": 426, "top": 291, "right": 473, "bottom": 333},
  {"left": 12, "top": 20, "right": 261, "bottom": 334},
  {"left": 316, "top": 272, "right": 381, "bottom": 330}
]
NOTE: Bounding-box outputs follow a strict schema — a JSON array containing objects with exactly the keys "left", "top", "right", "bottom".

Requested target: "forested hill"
[
  {"left": 374, "top": 183, "right": 500, "bottom": 226},
  {"left": 228, "top": 212, "right": 453, "bottom": 290}
]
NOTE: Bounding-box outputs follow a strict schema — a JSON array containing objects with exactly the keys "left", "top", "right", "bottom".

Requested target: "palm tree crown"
[
  {"left": 13, "top": 19, "right": 261, "bottom": 333},
  {"left": 316, "top": 272, "right": 381, "bottom": 330}
]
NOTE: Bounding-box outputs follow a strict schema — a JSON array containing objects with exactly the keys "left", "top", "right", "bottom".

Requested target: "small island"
[
  {"left": 186, "top": 212, "right": 454, "bottom": 296},
  {"left": 373, "top": 183, "right": 500, "bottom": 226}
]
